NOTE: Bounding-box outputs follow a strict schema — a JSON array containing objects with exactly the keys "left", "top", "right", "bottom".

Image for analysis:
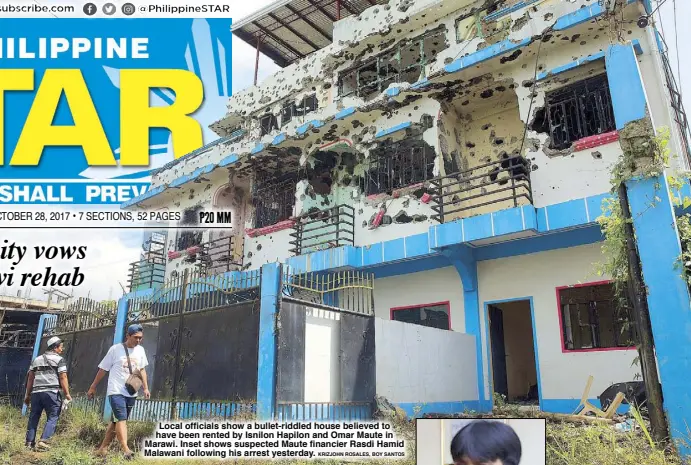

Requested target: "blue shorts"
[{"left": 108, "top": 395, "right": 136, "bottom": 422}]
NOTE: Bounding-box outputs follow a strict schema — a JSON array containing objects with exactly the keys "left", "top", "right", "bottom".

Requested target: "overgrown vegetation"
[
  {"left": 0, "top": 405, "right": 415, "bottom": 465},
  {"left": 2, "top": 403, "right": 689, "bottom": 464}
]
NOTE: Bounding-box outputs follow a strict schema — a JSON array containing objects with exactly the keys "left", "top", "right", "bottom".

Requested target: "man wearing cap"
[
  {"left": 24, "top": 336, "right": 72, "bottom": 451},
  {"left": 87, "top": 324, "right": 150, "bottom": 460}
]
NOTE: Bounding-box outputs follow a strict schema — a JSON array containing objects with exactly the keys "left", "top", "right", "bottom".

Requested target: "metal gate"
[
  {"left": 276, "top": 268, "right": 376, "bottom": 421},
  {"left": 40, "top": 300, "right": 118, "bottom": 415},
  {"left": 125, "top": 268, "right": 261, "bottom": 421}
]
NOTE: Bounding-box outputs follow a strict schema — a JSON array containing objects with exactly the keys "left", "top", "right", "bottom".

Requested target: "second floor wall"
[{"left": 124, "top": 0, "right": 690, "bottom": 280}]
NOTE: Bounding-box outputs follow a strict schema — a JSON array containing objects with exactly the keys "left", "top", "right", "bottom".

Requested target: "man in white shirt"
[{"left": 87, "top": 324, "right": 150, "bottom": 460}]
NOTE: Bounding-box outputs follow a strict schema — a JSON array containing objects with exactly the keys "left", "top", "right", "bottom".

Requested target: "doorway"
[{"left": 487, "top": 299, "right": 539, "bottom": 406}]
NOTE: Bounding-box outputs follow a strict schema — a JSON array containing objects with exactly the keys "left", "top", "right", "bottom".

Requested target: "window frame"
[
  {"left": 251, "top": 173, "right": 298, "bottom": 229},
  {"left": 390, "top": 301, "right": 451, "bottom": 331},
  {"left": 556, "top": 280, "right": 636, "bottom": 353},
  {"left": 543, "top": 73, "right": 617, "bottom": 150},
  {"left": 365, "top": 138, "right": 436, "bottom": 196},
  {"left": 337, "top": 28, "right": 445, "bottom": 100},
  {"left": 281, "top": 94, "right": 318, "bottom": 127}
]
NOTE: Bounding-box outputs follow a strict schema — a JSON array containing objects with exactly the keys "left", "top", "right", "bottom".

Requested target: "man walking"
[
  {"left": 24, "top": 336, "right": 72, "bottom": 451},
  {"left": 87, "top": 324, "right": 150, "bottom": 460}
]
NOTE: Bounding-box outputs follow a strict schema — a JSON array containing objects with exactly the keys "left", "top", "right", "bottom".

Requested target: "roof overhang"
[{"left": 232, "top": 0, "right": 388, "bottom": 67}]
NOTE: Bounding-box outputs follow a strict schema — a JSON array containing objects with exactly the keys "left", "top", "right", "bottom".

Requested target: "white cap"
[{"left": 47, "top": 336, "right": 61, "bottom": 348}]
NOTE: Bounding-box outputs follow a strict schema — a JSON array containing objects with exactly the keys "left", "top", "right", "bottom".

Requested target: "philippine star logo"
[{"left": 77, "top": 19, "right": 231, "bottom": 183}]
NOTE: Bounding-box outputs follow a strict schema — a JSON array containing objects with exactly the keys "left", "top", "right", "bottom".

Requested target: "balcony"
[
  {"left": 289, "top": 205, "right": 355, "bottom": 256},
  {"left": 430, "top": 155, "right": 533, "bottom": 223},
  {"left": 127, "top": 251, "right": 166, "bottom": 292},
  {"left": 193, "top": 235, "right": 243, "bottom": 276}
]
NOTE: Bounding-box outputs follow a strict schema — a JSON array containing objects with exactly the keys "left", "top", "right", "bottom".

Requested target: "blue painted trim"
[
  {"left": 411, "top": 78, "right": 429, "bottom": 90},
  {"left": 483, "top": 297, "right": 542, "bottom": 412},
  {"left": 22, "top": 314, "right": 53, "bottom": 416},
  {"left": 395, "top": 400, "right": 484, "bottom": 418},
  {"left": 335, "top": 107, "right": 356, "bottom": 120},
  {"left": 219, "top": 153, "right": 240, "bottom": 167},
  {"left": 475, "top": 225, "right": 603, "bottom": 261},
  {"left": 375, "top": 121, "right": 412, "bottom": 139},
  {"left": 626, "top": 175, "right": 691, "bottom": 457},
  {"left": 257, "top": 263, "right": 281, "bottom": 420},
  {"left": 370, "top": 255, "right": 449, "bottom": 280},
  {"left": 484, "top": 0, "right": 539, "bottom": 22},
  {"left": 554, "top": 4, "right": 604, "bottom": 30},
  {"left": 606, "top": 43, "right": 648, "bottom": 129},
  {"left": 444, "top": 37, "right": 532, "bottom": 74},
  {"left": 250, "top": 143, "right": 265, "bottom": 154},
  {"left": 537, "top": 51, "right": 606, "bottom": 81}
]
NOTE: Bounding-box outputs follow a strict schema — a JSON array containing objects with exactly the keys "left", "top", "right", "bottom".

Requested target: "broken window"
[
  {"left": 391, "top": 303, "right": 450, "bottom": 330},
  {"left": 338, "top": 28, "right": 445, "bottom": 100},
  {"left": 559, "top": 283, "right": 635, "bottom": 351},
  {"left": 281, "top": 94, "right": 318, "bottom": 126},
  {"left": 176, "top": 206, "right": 203, "bottom": 251},
  {"left": 259, "top": 113, "right": 279, "bottom": 136},
  {"left": 365, "top": 139, "right": 436, "bottom": 195},
  {"left": 252, "top": 172, "right": 298, "bottom": 228},
  {"left": 541, "top": 74, "right": 616, "bottom": 150}
]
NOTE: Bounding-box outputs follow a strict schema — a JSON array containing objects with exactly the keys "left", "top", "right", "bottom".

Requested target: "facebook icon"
[{"left": 82, "top": 2, "right": 97, "bottom": 15}]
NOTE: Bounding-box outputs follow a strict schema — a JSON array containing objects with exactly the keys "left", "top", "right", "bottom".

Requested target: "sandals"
[{"left": 124, "top": 451, "right": 136, "bottom": 461}]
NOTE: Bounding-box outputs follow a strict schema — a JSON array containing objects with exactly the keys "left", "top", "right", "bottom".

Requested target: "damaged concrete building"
[{"left": 118, "top": 0, "right": 691, "bottom": 448}]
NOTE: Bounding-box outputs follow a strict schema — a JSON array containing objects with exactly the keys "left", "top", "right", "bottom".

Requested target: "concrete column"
[
  {"left": 256, "top": 263, "right": 281, "bottom": 420},
  {"left": 605, "top": 42, "right": 653, "bottom": 130},
  {"left": 626, "top": 174, "right": 691, "bottom": 457},
  {"left": 443, "top": 246, "right": 489, "bottom": 413},
  {"left": 22, "top": 314, "right": 55, "bottom": 416}
]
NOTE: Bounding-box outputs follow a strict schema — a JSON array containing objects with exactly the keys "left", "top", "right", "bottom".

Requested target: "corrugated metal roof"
[{"left": 232, "top": 0, "right": 389, "bottom": 67}]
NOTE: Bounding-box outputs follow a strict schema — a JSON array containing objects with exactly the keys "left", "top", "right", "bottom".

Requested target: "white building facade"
[{"left": 120, "top": 0, "right": 691, "bottom": 449}]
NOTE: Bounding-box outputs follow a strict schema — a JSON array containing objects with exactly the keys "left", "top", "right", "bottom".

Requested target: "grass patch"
[
  {"left": 0, "top": 404, "right": 415, "bottom": 465},
  {"left": 1, "top": 402, "right": 687, "bottom": 465}
]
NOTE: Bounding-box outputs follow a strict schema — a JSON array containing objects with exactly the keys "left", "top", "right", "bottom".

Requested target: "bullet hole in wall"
[{"left": 393, "top": 211, "right": 413, "bottom": 224}]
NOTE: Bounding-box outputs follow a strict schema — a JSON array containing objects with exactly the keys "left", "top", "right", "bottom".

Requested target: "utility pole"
[{"left": 617, "top": 183, "right": 669, "bottom": 442}]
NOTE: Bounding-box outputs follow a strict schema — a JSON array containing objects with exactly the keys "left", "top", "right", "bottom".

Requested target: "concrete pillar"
[
  {"left": 626, "top": 174, "right": 691, "bottom": 457},
  {"left": 22, "top": 314, "right": 55, "bottom": 416},
  {"left": 256, "top": 263, "right": 281, "bottom": 420},
  {"left": 443, "top": 246, "right": 490, "bottom": 412},
  {"left": 605, "top": 42, "right": 652, "bottom": 130}
]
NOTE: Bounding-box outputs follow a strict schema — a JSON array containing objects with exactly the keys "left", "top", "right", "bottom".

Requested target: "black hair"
[{"left": 450, "top": 420, "right": 522, "bottom": 465}]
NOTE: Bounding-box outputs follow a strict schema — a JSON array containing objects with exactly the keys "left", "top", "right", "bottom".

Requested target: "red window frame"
[
  {"left": 555, "top": 280, "right": 636, "bottom": 353},
  {"left": 390, "top": 301, "right": 451, "bottom": 330}
]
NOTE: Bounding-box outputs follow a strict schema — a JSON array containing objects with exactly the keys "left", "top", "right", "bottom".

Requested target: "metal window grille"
[
  {"left": 338, "top": 28, "right": 445, "bottom": 100},
  {"left": 559, "top": 283, "right": 635, "bottom": 350},
  {"left": 252, "top": 175, "right": 297, "bottom": 228},
  {"left": 545, "top": 74, "right": 616, "bottom": 150},
  {"left": 366, "top": 139, "right": 436, "bottom": 195}
]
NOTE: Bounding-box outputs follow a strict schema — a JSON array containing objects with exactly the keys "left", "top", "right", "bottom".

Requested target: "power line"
[
  {"left": 673, "top": 0, "right": 682, "bottom": 92},
  {"left": 518, "top": 27, "right": 552, "bottom": 162}
]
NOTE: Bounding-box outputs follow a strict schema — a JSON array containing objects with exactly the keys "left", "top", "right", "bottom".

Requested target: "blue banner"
[{"left": 0, "top": 18, "right": 233, "bottom": 203}]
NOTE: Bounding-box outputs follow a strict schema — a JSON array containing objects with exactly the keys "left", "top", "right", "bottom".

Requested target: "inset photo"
[{"left": 416, "top": 418, "right": 546, "bottom": 465}]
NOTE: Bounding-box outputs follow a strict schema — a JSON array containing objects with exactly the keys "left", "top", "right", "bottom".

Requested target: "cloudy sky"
[{"left": 3, "top": 0, "right": 687, "bottom": 302}]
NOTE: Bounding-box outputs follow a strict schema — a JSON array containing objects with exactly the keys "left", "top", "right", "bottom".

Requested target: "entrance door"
[{"left": 488, "top": 305, "right": 508, "bottom": 399}]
